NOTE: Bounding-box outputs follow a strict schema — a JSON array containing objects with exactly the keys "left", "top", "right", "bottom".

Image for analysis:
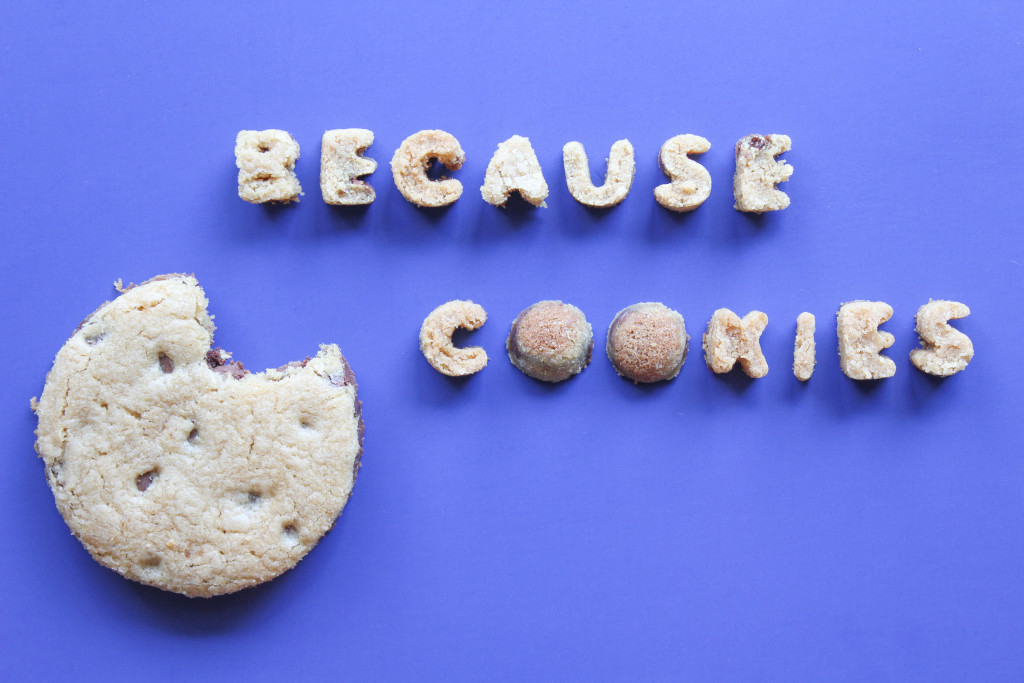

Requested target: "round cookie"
[
  {"left": 506, "top": 300, "right": 593, "bottom": 382},
  {"left": 32, "top": 274, "right": 363, "bottom": 597},
  {"left": 606, "top": 302, "right": 689, "bottom": 383}
]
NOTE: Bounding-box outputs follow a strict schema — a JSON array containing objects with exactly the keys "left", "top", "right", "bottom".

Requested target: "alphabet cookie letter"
[{"left": 703, "top": 309, "right": 770, "bottom": 378}]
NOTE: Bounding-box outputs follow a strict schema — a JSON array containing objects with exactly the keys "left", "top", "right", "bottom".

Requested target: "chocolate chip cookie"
[{"left": 32, "top": 274, "right": 363, "bottom": 597}]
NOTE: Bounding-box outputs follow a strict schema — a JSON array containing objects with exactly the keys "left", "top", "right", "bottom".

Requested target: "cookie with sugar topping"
[
  {"left": 607, "top": 302, "right": 689, "bottom": 383},
  {"left": 507, "top": 300, "right": 593, "bottom": 382}
]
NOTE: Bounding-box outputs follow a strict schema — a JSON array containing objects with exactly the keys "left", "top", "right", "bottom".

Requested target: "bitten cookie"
[
  {"left": 507, "top": 301, "right": 593, "bottom": 382},
  {"left": 606, "top": 303, "right": 689, "bottom": 383},
  {"left": 419, "top": 300, "right": 488, "bottom": 377},
  {"left": 32, "top": 275, "right": 363, "bottom": 597},
  {"left": 235, "top": 130, "right": 303, "bottom": 203},
  {"left": 733, "top": 134, "right": 792, "bottom": 213}
]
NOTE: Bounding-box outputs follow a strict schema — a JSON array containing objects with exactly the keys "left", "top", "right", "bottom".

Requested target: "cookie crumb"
[
  {"left": 837, "top": 301, "right": 896, "bottom": 379},
  {"left": 321, "top": 129, "right": 377, "bottom": 205},
  {"left": 702, "top": 309, "right": 769, "bottom": 378},
  {"left": 235, "top": 130, "right": 302, "bottom": 204},
  {"left": 391, "top": 130, "right": 465, "bottom": 207},
  {"left": 793, "top": 312, "right": 816, "bottom": 381},
  {"left": 654, "top": 134, "right": 712, "bottom": 212},
  {"left": 562, "top": 140, "right": 634, "bottom": 207},
  {"left": 419, "top": 300, "right": 488, "bottom": 377},
  {"left": 910, "top": 300, "right": 974, "bottom": 376},
  {"left": 481, "top": 135, "right": 549, "bottom": 208},
  {"left": 733, "top": 134, "right": 792, "bottom": 213}
]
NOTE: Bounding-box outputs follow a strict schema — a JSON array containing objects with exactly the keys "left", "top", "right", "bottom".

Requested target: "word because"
[{"left": 234, "top": 129, "right": 793, "bottom": 214}]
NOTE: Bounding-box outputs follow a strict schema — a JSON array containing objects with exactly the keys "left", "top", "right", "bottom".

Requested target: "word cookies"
[{"left": 419, "top": 300, "right": 974, "bottom": 383}]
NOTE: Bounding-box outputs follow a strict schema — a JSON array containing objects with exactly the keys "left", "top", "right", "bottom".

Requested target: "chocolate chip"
[
  {"left": 158, "top": 354, "right": 174, "bottom": 373},
  {"left": 222, "top": 361, "right": 247, "bottom": 380},
  {"left": 49, "top": 459, "right": 64, "bottom": 487},
  {"left": 278, "top": 358, "right": 309, "bottom": 372},
  {"left": 748, "top": 135, "right": 767, "bottom": 150},
  {"left": 206, "top": 348, "right": 248, "bottom": 379},
  {"left": 136, "top": 468, "right": 158, "bottom": 491},
  {"left": 329, "top": 361, "right": 356, "bottom": 387},
  {"left": 188, "top": 427, "right": 198, "bottom": 441}
]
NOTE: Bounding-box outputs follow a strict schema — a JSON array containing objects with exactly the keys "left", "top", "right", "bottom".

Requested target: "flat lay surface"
[{"left": 2, "top": 1, "right": 1022, "bottom": 679}]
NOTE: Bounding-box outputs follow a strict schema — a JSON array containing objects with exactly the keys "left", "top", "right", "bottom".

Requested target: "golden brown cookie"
[
  {"left": 606, "top": 303, "right": 689, "bottom": 383},
  {"left": 506, "top": 301, "right": 592, "bottom": 382}
]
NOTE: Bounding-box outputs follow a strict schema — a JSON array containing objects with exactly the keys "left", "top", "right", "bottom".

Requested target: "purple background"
[{"left": 2, "top": 2, "right": 1023, "bottom": 679}]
